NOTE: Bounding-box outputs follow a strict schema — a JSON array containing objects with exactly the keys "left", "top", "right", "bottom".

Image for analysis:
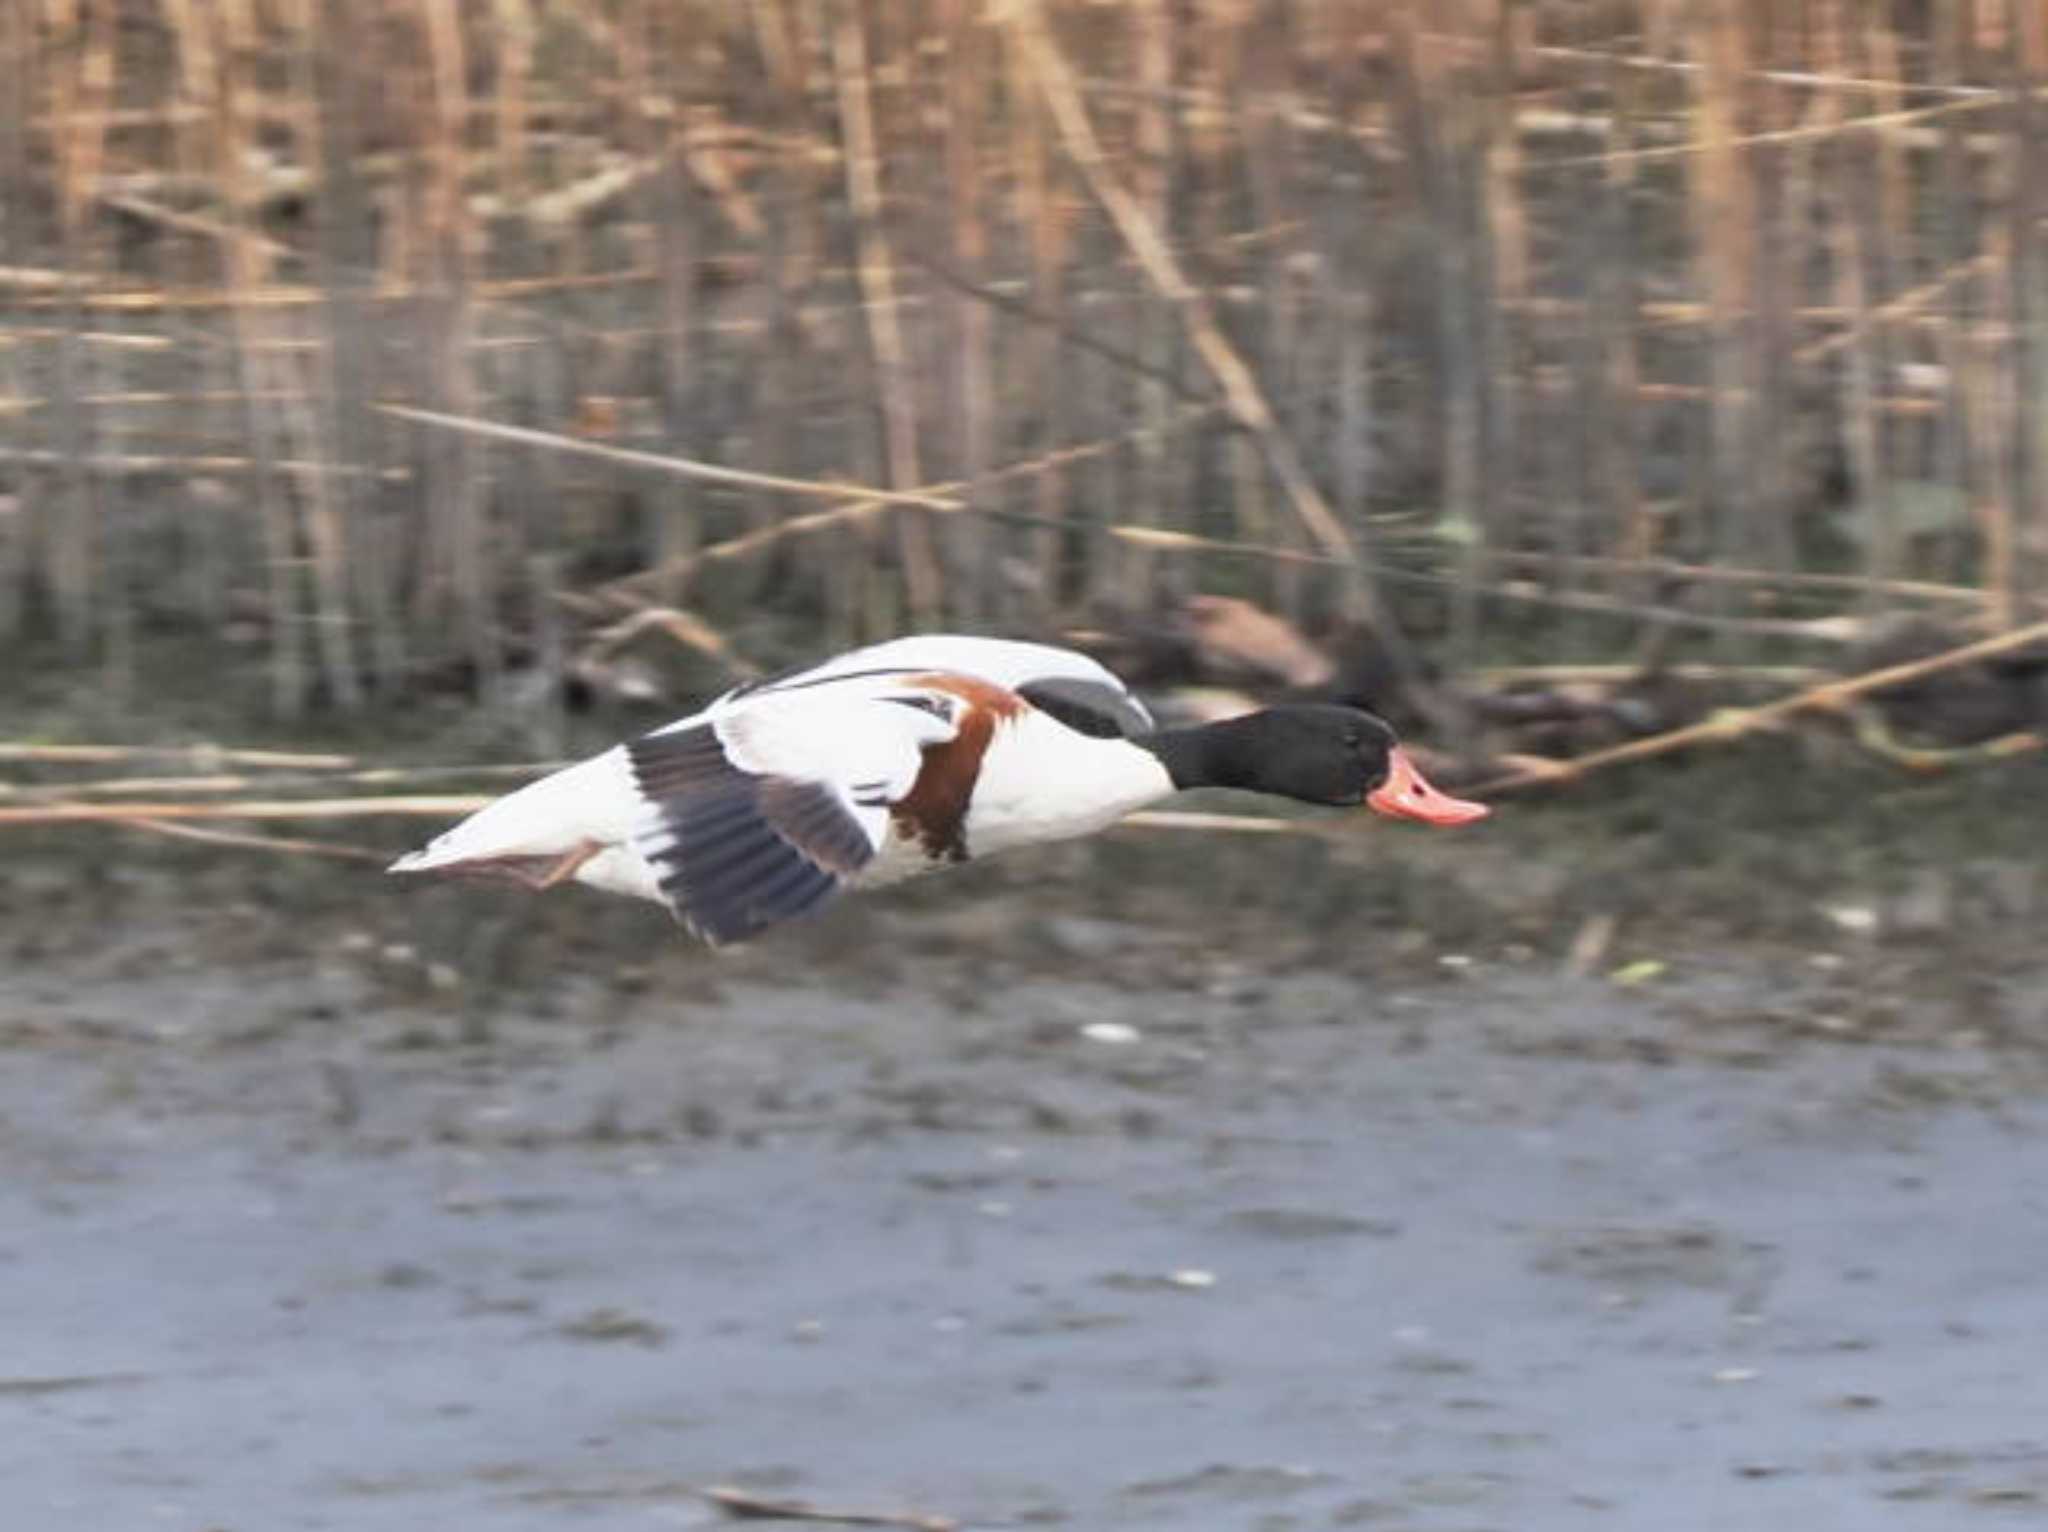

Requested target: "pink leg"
[{"left": 447, "top": 839, "right": 602, "bottom": 891}]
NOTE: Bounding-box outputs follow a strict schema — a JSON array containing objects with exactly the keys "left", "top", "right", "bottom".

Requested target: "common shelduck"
[{"left": 389, "top": 635, "right": 1487, "bottom": 946}]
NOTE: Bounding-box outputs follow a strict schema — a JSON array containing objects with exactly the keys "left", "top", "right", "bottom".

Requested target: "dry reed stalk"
[
  {"left": 2008, "top": 4, "right": 2044, "bottom": 606},
  {"left": 1010, "top": 0, "right": 1381, "bottom": 622},
  {"left": 1863, "top": 19, "right": 1911, "bottom": 277},
  {"left": 0, "top": 446, "right": 408, "bottom": 478},
  {"left": 711, "top": 8, "right": 792, "bottom": 606},
  {"left": 904, "top": 246, "right": 1213, "bottom": 403},
  {"left": 114, "top": 818, "right": 394, "bottom": 864},
  {"left": 93, "top": 191, "right": 297, "bottom": 261},
  {"left": 0, "top": 139, "right": 27, "bottom": 645},
  {"left": 0, "top": 329, "right": 169, "bottom": 349},
  {"left": 1518, "top": 38, "right": 1993, "bottom": 98},
  {"left": 0, "top": 796, "right": 493, "bottom": 826},
  {"left": 1507, "top": 374, "right": 1943, "bottom": 416},
  {"left": 1790, "top": 253, "right": 1994, "bottom": 367},
  {"left": 0, "top": 389, "right": 312, "bottom": 414},
  {"left": 746, "top": 133, "right": 806, "bottom": 607},
  {"left": 1689, "top": 0, "right": 1758, "bottom": 619},
  {"left": 0, "top": 743, "right": 357, "bottom": 768},
  {"left": 1483, "top": 548, "right": 1987, "bottom": 604},
  {"left": 1746, "top": 15, "right": 1801, "bottom": 575},
  {"left": 650, "top": 13, "right": 703, "bottom": 611},
  {"left": 819, "top": 303, "right": 884, "bottom": 648},
  {"left": 1529, "top": 89, "right": 2004, "bottom": 171},
  {"left": 1482, "top": 0, "right": 1530, "bottom": 305},
  {"left": 1586, "top": 43, "right": 1649, "bottom": 581},
  {"left": 1003, "top": 17, "right": 1069, "bottom": 610},
  {"left": 1120, "top": 0, "right": 1176, "bottom": 613},
  {"left": 274, "top": 323, "right": 364, "bottom": 707},
  {"left": 581, "top": 603, "right": 758, "bottom": 679},
  {"left": 0, "top": 267, "right": 99, "bottom": 293},
  {"left": 1388, "top": 3, "right": 1484, "bottom": 675},
  {"left": 378, "top": 401, "right": 973, "bottom": 510},
  {"left": 749, "top": 0, "right": 801, "bottom": 98},
  {"left": 309, "top": 0, "right": 401, "bottom": 694},
  {"left": 524, "top": 552, "right": 567, "bottom": 758},
  {"left": 1833, "top": 164, "right": 1892, "bottom": 609},
  {"left": 1505, "top": 294, "right": 1972, "bottom": 329},
  {"left": 1473, "top": 613, "right": 2048, "bottom": 795},
  {"left": 1471, "top": 663, "right": 1832, "bottom": 686},
  {"left": 1968, "top": 315, "right": 2020, "bottom": 626},
  {"left": 1970, "top": 52, "right": 2021, "bottom": 623},
  {"left": 0, "top": 479, "right": 20, "bottom": 645},
  {"left": 1333, "top": 267, "right": 1372, "bottom": 522},
  {"left": 87, "top": 309, "right": 132, "bottom": 699},
  {"left": 1108, "top": 524, "right": 1331, "bottom": 567},
  {"left": 945, "top": 0, "right": 995, "bottom": 623},
  {"left": 1851, "top": 13, "right": 1904, "bottom": 604},
  {"left": 422, "top": 0, "right": 498, "bottom": 694},
  {"left": 493, "top": 0, "right": 535, "bottom": 206},
  {"left": 47, "top": 0, "right": 115, "bottom": 238},
  {"left": 1930, "top": 5, "right": 1981, "bottom": 593},
  {"left": 206, "top": 0, "right": 306, "bottom": 716},
  {"left": 833, "top": 1, "right": 941, "bottom": 626},
  {"left": 0, "top": 761, "right": 561, "bottom": 802},
  {"left": 0, "top": 2, "right": 24, "bottom": 220},
  {"left": 253, "top": 16, "right": 364, "bottom": 711},
  {"left": 1476, "top": 0, "right": 1525, "bottom": 600},
  {"left": 41, "top": 0, "right": 116, "bottom": 658},
  {"left": 1110, "top": 523, "right": 1872, "bottom": 639}
]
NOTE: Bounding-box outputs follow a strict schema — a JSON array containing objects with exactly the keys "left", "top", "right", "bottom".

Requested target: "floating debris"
[
  {"left": 1080, "top": 1021, "right": 1142, "bottom": 1046},
  {"left": 1822, "top": 905, "right": 1879, "bottom": 935}
]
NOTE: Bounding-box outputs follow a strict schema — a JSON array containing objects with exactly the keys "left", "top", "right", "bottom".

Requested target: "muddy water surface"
[{"left": 6, "top": 880, "right": 2048, "bottom": 1531}]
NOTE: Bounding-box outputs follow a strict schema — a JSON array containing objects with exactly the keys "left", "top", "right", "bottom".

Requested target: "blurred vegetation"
[{"left": 0, "top": 1, "right": 2042, "bottom": 720}]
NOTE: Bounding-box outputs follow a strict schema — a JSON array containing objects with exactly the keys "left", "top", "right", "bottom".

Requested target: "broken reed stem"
[
  {"left": 376, "top": 402, "right": 962, "bottom": 510},
  {"left": 1109, "top": 524, "right": 1991, "bottom": 603},
  {"left": 115, "top": 818, "right": 393, "bottom": 863},
  {"left": 1472, "top": 614, "right": 2048, "bottom": 794}
]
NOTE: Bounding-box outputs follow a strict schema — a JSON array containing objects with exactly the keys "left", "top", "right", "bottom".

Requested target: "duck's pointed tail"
[{"left": 386, "top": 752, "right": 630, "bottom": 879}]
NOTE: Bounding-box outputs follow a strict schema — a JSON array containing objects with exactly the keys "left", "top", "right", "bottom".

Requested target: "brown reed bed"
[{"left": 0, "top": 0, "right": 2042, "bottom": 730}]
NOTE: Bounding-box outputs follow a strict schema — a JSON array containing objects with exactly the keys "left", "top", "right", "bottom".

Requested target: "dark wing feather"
[
  {"left": 1016, "top": 676, "right": 1155, "bottom": 739},
  {"left": 625, "top": 724, "right": 875, "bottom": 946}
]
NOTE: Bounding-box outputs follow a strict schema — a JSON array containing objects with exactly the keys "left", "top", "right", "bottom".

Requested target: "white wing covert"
[{"left": 719, "top": 634, "right": 1153, "bottom": 739}]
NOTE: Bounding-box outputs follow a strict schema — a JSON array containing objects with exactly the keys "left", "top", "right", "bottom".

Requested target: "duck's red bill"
[{"left": 1366, "top": 748, "right": 1490, "bottom": 827}]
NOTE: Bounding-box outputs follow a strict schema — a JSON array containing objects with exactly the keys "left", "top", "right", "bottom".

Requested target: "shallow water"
[{"left": 6, "top": 921, "right": 2047, "bottom": 1531}]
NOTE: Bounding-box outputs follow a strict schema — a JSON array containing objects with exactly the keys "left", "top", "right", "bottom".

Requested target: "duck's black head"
[{"left": 1140, "top": 704, "right": 1488, "bottom": 825}]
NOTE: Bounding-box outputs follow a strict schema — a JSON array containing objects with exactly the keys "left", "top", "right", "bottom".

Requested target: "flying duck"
[{"left": 389, "top": 635, "right": 1487, "bottom": 946}]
